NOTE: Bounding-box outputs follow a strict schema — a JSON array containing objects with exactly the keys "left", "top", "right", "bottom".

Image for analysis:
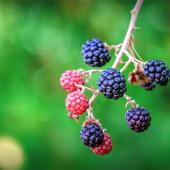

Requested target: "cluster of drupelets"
[{"left": 60, "top": 38, "right": 170, "bottom": 155}]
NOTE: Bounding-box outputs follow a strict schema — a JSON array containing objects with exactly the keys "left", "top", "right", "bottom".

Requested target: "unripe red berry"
[
  {"left": 66, "top": 91, "right": 89, "bottom": 115},
  {"left": 91, "top": 133, "right": 112, "bottom": 155},
  {"left": 60, "top": 70, "right": 84, "bottom": 93}
]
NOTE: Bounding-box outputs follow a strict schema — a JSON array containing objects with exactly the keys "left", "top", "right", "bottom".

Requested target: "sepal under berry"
[{"left": 128, "top": 70, "right": 149, "bottom": 85}]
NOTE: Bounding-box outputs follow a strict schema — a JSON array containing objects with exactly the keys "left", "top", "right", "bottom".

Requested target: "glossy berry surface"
[
  {"left": 66, "top": 91, "right": 89, "bottom": 115},
  {"left": 126, "top": 107, "right": 151, "bottom": 132},
  {"left": 60, "top": 70, "right": 84, "bottom": 93},
  {"left": 98, "top": 68, "right": 126, "bottom": 99},
  {"left": 80, "top": 123, "right": 104, "bottom": 147},
  {"left": 144, "top": 60, "right": 170, "bottom": 85},
  {"left": 159, "top": 69, "right": 170, "bottom": 86},
  {"left": 91, "top": 133, "right": 112, "bottom": 155},
  {"left": 141, "top": 81, "right": 156, "bottom": 91},
  {"left": 82, "top": 38, "right": 111, "bottom": 67}
]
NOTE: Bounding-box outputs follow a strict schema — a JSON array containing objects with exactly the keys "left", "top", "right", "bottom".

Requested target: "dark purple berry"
[
  {"left": 160, "top": 70, "right": 170, "bottom": 86},
  {"left": 98, "top": 68, "right": 126, "bottom": 99},
  {"left": 144, "top": 60, "right": 170, "bottom": 85},
  {"left": 82, "top": 38, "right": 111, "bottom": 67},
  {"left": 125, "top": 107, "right": 151, "bottom": 132},
  {"left": 80, "top": 123, "right": 104, "bottom": 147},
  {"left": 141, "top": 81, "right": 156, "bottom": 91}
]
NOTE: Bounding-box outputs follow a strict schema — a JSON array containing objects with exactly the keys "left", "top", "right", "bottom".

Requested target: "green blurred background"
[{"left": 0, "top": 0, "right": 170, "bottom": 169}]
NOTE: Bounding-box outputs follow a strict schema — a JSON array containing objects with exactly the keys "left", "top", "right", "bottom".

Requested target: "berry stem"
[
  {"left": 123, "top": 49, "right": 138, "bottom": 65},
  {"left": 131, "top": 43, "right": 144, "bottom": 61},
  {"left": 87, "top": 89, "right": 99, "bottom": 119},
  {"left": 104, "top": 43, "right": 122, "bottom": 52},
  {"left": 75, "top": 83, "right": 99, "bottom": 117},
  {"left": 124, "top": 49, "right": 144, "bottom": 65},
  {"left": 112, "top": 0, "right": 144, "bottom": 69},
  {"left": 81, "top": 69, "right": 103, "bottom": 75},
  {"left": 89, "top": 89, "right": 99, "bottom": 106},
  {"left": 127, "top": 47, "right": 145, "bottom": 65},
  {"left": 120, "top": 59, "right": 131, "bottom": 72},
  {"left": 75, "top": 84, "right": 96, "bottom": 93},
  {"left": 87, "top": 107, "right": 95, "bottom": 119},
  {"left": 80, "top": 69, "right": 103, "bottom": 83},
  {"left": 123, "top": 94, "right": 138, "bottom": 108}
]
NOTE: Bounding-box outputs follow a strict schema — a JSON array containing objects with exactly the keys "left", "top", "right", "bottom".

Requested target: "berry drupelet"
[
  {"left": 80, "top": 122, "right": 104, "bottom": 147},
  {"left": 125, "top": 107, "right": 151, "bottom": 132},
  {"left": 141, "top": 81, "right": 156, "bottom": 91},
  {"left": 159, "top": 69, "right": 170, "bottom": 86},
  {"left": 82, "top": 38, "right": 111, "bottom": 67},
  {"left": 60, "top": 70, "right": 84, "bottom": 93},
  {"left": 66, "top": 91, "right": 89, "bottom": 115},
  {"left": 91, "top": 132, "right": 112, "bottom": 155},
  {"left": 144, "top": 60, "right": 170, "bottom": 85},
  {"left": 98, "top": 68, "right": 127, "bottom": 99}
]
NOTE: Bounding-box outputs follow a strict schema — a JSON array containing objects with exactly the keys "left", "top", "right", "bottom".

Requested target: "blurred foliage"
[{"left": 0, "top": 0, "right": 170, "bottom": 169}]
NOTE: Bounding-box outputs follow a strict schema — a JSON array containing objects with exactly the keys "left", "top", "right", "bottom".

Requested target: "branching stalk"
[
  {"left": 120, "top": 59, "right": 132, "bottom": 72},
  {"left": 124, "top": 94, "right": 138, "bottom": 108},
  {"left": 112, "top": 0, "right": 144, "bottom": 69},
  {"left": 74, "top": 0, "right": 144, "bottom": 120}
]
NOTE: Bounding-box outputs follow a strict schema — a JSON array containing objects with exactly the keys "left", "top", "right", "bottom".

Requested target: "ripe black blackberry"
[
  {"left": 98, "top": 68, "right": 127, "bottom": 99},
  {"left": 80, "top": 123, "right": 104, "bottom": 148},
  {"left": 160, "top": 78, "right": 169, "bottom": 86},
  {"left": 125, "top": 107, "right": 151, "bottom": 132},
  {"left": 82, "top": 38, "right": 111, "bottom": 67},
  {"left": 144, "top": 60, "right": 170, "bottom": 85},
  {"left": 141, "top": 81, "right": 156, "bottom": 91},
  {"left": 160, "top": 69, "right": 170, "bottom": 86}
]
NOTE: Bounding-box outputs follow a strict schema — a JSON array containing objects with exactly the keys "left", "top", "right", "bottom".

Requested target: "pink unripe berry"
[
  {"left": 66, "top": 91, "right": 89, "bottom": 115},
  {"left": 60, "top": 70, "right": 84, "bottom": 93}
]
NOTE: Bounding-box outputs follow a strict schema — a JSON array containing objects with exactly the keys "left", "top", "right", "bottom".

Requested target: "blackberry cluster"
[
  {"left": 125, "top": 107, "right": 151, "bottom": 132},
  {"left": 80, "top": 123, "right": 104, "bottom": 147},
  {"left": 144, "top": 60, "right": 170, "bottom": 85},
  {"left": 60, "top": 35, "right": 170, "bottom": 155},
  {"left": 82, "top": 38, "right": 111, "bottom": 67},
  {"left": 98, "top": 68, "right": 126, "bottom": 99}
]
